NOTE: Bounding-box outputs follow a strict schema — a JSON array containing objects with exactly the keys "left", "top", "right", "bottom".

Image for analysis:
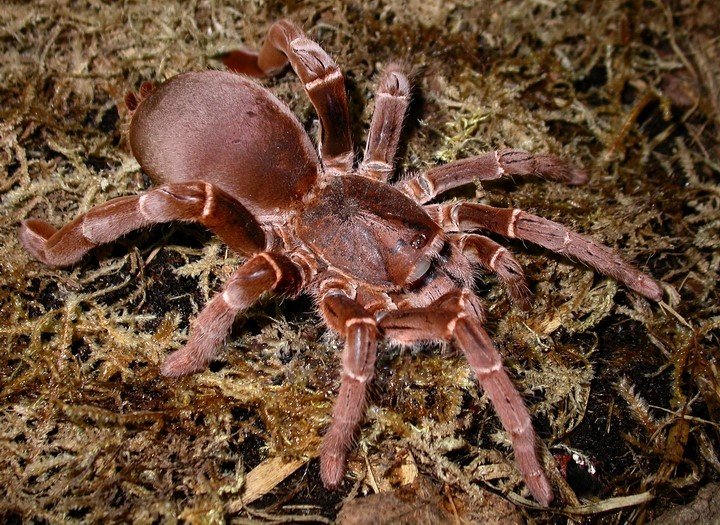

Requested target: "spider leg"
[
  {"left": 220, "top": 19, "right": 352, "bottom": 172},
  {"left": 161, "top": 252, "right": 302, "bottom": 377},
  {"left": 360, "top": 63, "right": 411, "bottom": 181},
  {"left": 378, "top": 289, "right": 554, "bottom": 506},
  {"left": 431, "top": 202, "right": 663, "bottom": 301},
  {"left": 449, "top": 233, "right": 532, "bottom": 309},
  {"left": 124, "top": 81, "right": 157, "bottom": 112},
  {"left": 399, "top": 149, "right": 588, "bottom": 203},
  {"left": 19, "top": 181, "right": 266, "bottom": 267},
  {"left": 318, "top": 287, "right": 378, "bottom": 488}
]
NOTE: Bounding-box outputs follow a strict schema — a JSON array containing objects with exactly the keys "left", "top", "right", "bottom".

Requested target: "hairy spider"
[{"left": 19, "top": 19, "right": 662, "bottom": 505}]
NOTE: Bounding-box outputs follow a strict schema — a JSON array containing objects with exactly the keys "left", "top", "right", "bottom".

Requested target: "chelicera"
[{"left": 19, "top": 19, "right": 662, "bottom": 505}]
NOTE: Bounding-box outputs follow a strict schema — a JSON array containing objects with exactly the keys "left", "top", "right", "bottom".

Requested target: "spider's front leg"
[
  {"left": 434, "top": 202, "right": 663, "bottom": 301},
  {"left": 162, "top": 252, "right": 302, "bottom": 376},
  {"left": 20, "top": 181, "right": 266, "bottom": 266},
  {"left": 400, "top": 149, "right": 588, "bottom": 203},
  {"left": 378, "top": 289, "right": 554, "bottom": 506},
  {"left": 318, "top": 285, "right": 378, "bottom": 488},
  {"left": 221, "top": 19, "right": 353, "bottom": 172},
  {"left": 361, "top": 63, "right": 411, "bottom": 181}
]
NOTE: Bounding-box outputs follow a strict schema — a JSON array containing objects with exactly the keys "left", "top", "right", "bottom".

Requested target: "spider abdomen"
[{"left": 129, "top": 71, "right": 320, "bottom": 218}]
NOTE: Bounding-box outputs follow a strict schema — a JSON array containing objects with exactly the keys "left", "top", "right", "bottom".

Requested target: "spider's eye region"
[{"left": 410, "top": 233, "right": 427, "bottom": 249}]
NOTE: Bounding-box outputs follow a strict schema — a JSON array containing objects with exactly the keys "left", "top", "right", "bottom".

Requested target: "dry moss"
[{"left": 1, "top": 0, "right": 719, "bottom": 523}]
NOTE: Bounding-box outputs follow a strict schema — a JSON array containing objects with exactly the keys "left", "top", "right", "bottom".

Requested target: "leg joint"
[
  {"left": 201, "top": 182, "right": 215, "bottom": 219},
  {"left": 507, "top": 209, "right": 522, "bottom": 238},
  {"left": 304, "top": 69, "right": 343, "bottom": 91},
  {"left": 345, "top": 317, "right": 377, "bottom": 329}
]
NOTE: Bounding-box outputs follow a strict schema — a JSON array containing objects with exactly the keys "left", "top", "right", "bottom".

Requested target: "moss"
[{"left": 1, "top": 0, "right": 718, "bottom": 522}]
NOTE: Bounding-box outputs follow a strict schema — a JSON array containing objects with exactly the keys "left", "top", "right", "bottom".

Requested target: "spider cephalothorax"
[{"left": 19, "top": 19, "right": 662, "bottom": 505}]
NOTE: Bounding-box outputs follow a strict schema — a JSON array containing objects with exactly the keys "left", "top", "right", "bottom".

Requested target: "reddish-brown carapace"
[{"left": 19, "top": 19, "right": 662, "bottom": 506}]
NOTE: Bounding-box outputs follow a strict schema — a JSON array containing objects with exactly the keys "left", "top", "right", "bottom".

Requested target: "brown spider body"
[
  {"left": 130, "top": 70, "right": 442, "bottom": 289},
  {"left": 19, "top": 20, "right": 663, "bottom": 506}
]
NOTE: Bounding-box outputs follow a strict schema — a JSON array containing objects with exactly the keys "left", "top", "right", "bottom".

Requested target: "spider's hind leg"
[{"left": 220, "top": 19, "right": 353, "bottom": 172}]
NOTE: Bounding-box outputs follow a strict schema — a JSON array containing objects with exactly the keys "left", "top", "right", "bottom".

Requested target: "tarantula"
[{"left": 19, "top": 19, "right": 662, "bottom": 505}]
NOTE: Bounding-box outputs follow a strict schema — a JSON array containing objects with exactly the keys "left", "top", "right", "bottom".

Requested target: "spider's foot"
[
  {"left": 492, "top": 248, "right": 533, "bottom": 310},
  {"left": 526, "top": 470, "right": 554, "bottom": 507},
  {"left": 536, "top": 153, "right": 588, "bottom": 185},
  {"left": 19, "top": 219, "right": 55, "bottom": 265},
  {"left": 319, "top": 449, "right": 347, "bottom": 489},
  {"left": 543, "top": 156, "right": 588, "bottom": 185},
  {"left": 160, "top": 346, "right": 207, "bottom": 377},
  {"left": 631, "top": 273, "right": 664, "bottom": 302},
  {"left": 566, "top": 165, "right": 589, "bottom": 185}
]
